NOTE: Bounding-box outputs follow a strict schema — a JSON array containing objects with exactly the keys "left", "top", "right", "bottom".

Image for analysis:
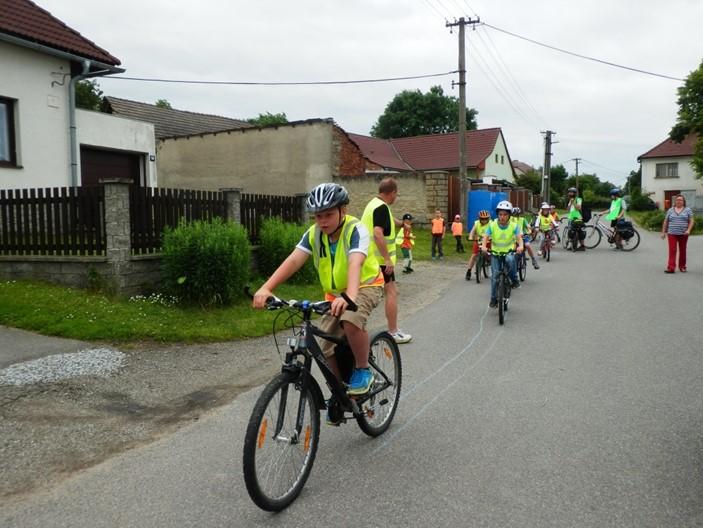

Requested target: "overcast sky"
[{"left": 40, "top": 0, "right": 703, "bottom": 186}]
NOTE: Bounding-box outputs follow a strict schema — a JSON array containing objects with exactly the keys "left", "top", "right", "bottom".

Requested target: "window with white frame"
[
  {"left": 655, "top": 162, "right": 678, "bottom": 178},
  {"left": 0, "top": 97, "right": 17, "bottom": 166}
]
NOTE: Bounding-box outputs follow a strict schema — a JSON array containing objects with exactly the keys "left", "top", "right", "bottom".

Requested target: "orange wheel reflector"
[
  {"left": 257, "top": 418, "right": 268, "bottom": 449},
  {"left": 384, "top": 347, "right": 392, "bottom": 359},
  {"left": 367, "top": 409, "right": 375, "bottom": 418},
  {"left": 303, "top": 425, "right": 312, "bottom": 452}
]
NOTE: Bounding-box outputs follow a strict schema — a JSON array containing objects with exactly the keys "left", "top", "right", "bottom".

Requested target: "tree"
[
  {"left": 246, "top": 112, "right": 289, "bottom": 127},
  {"left": 370, "top": 85, "right": 478, "bottom": 138},
  {"left": 75, "top": 79, "right": 103, "bottom": 111},
  {"left": 155, "top": 99, "right": 172, "bottom": 109},
  {"left": 669, "top": 59, "right": 703, "bottom": 177},
  {"left": 514, "top": 169, "right": 541, "bottom": 194},
  {"left": 549, "top": 164, "right": 568, "bottom": 196}
]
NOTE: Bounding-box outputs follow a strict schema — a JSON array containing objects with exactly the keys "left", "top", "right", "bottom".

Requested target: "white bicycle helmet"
[
  {"left": 305, "top": 183, "right": 349, "bottom": 213},
  {"left": 540, "top": 202, "right": 550, "bottom": 210},
  {"left": 496, "top": 200, "right": 513, "bottom": 213}
]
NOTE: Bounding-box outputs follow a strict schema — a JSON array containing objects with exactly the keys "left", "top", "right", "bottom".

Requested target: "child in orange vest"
[
  {"left": 430, "top": 209, "right": 445, "bottom": 260},
  {"left": 451, "top": 214, "right": 465, "bottom": 253},
  {"left": 399, "top": 213, "right": 416, "bottom": 273}
]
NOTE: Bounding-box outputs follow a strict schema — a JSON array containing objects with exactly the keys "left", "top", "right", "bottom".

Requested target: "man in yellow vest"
[
  {"left": 253, "top": 183, "right": 384, "bottom": 398},
  {"left": 361, "top": 178, "right": 412, "bottom": 344}
]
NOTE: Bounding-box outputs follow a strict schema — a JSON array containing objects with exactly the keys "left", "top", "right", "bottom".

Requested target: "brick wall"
[{"left": 332, "top": 127, "right": 366, "bottom": 177}]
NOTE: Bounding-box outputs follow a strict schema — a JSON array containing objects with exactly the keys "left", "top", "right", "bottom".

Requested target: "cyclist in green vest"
[
  {"left": 599, "top": 188, "right": 626, "bottom": 249},
  {"left": 361, "top": 177, "right": 412, "bottom": 344},
  {"left": 566, "top": 188, "right": 586, "bottom": 251},
  {"left": 480, "top": 200, "right": 524, "bottom": 308},
  {"left": 253, "top": 183, "right": 384, "bottom": 397}
]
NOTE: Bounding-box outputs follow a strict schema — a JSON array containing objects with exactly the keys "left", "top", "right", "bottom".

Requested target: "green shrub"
[
  {"left": 161, "top": 219, "right": 251, "bottom": 306},
  {"left": 258, "top": 217, "right": 317, "bottom": 284},
  {"left": 637, "top": 210, "right": 666, "bottom": 231}
]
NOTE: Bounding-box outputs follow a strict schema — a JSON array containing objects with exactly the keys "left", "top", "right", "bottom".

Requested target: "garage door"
[{"left": 80, "top": 147, "right": 142, "bottom": 187}]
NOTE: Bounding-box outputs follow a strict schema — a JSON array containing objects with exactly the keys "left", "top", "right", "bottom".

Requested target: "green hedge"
[
  {"left": 258, "top": 217, "right": 317, "bottom": 284},
  {"left": 161, "top": 219, "right": 251, "bottom": 306}
]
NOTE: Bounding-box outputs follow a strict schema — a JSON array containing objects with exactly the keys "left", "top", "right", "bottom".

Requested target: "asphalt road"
[{"left": 4, "top": 229, "right": 703, "bottom": 527}]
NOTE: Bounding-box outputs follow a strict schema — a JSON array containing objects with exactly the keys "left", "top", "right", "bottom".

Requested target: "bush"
[
  {"left": 258, "top": 217, "right": 317, "bottom": 284},
  {"left": 637, "top": 210, "right": 666, "bottom": 231},
  {"left": 161, "top": 219, "right": 251, "bottom": 306},
  {"left": 627, "top": 189, "right": 658, "bottom": 211}
]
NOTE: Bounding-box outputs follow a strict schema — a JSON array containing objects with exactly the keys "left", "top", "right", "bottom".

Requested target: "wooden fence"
[
  {"left": 130, "top": 187, "right": 227, "bottom": 255},
  {"left": 0, "top": 186, "right": 105, "bottom": 256},
  {"left": 241, "top": 193, "right": 304, "bottom": 242}
]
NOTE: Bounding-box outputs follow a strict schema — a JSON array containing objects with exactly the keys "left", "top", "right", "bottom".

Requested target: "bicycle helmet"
[
  {"left": 402, "top": 213, "right": 413, "bottom": 221},
  {"left": 305, "top": 183, "right": 349, "bottom": 213},
  {"left": 540, "top": 202, "right": 550, "bottom": 210},
  {"left": 567, "top": 187, "right": 578, "bottom": 194},
  {"left": 610, "top": 188, "right": 621, "bottom": 196},
  {"left": 478, "top": 210, "right": 490, "bottom": 219},
  {"left": 512, "top": 207, "right": 521, "bottom": 215},
  {"left": 496, "top": 200, "right": 513, "bottom": 213}
]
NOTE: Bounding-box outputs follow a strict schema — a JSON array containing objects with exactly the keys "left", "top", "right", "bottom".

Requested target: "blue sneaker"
[{"left": 347, "top": 368, "right": 374, "bottom": 396}]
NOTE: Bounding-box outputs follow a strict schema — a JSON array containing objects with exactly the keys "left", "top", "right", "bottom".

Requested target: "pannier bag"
[{"left": 616, "top": 219, "right": 634, "bottom": 240}]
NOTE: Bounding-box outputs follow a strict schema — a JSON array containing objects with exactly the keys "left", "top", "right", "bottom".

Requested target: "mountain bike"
[
  {"left": 242, "top": 289, "right": 402, "bottom": 511},
  {"left": 486, "top": 251, "right": 515, "bottom": 325}
]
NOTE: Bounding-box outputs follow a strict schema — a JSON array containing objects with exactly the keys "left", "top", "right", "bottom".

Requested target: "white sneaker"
[{"left": 391, "top": 330, "right": 412, "bottom": 344}]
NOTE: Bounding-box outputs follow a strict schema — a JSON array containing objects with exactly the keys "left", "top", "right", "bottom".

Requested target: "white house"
[
  {"left": 0, "top": 0, "right": 156, "bottom": 189},
  {"left": 638, "top": 133, "right": 702, "bottom": 210}
]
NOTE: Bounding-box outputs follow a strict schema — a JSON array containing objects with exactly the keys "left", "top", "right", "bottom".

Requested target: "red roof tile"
[
  {"left": 0, "top": 0, "right": 120, "bottom": 66},
  {"left": 347, "top": 133, "right": 413, "bottom": 171},
  {"left": 638, "top": 133, "right": 698, "bottom": 160},
  {"left": 349, "top": 128, "right": 503, "bottom": 172}
]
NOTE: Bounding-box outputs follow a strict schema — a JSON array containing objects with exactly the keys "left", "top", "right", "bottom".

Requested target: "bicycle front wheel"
[
  {"left": 497, "top": 275, "right": 506, "bottom": 325},
  {"left": 518, "top": 254, "right": 527, "bottom": 281},
  {"left": 620, "top": 229, "right": 640, "bottom": 251},
  {"left": 583, "top": 225, "right": 602, "bottom": 249},
  {"left": 561, "top": 226, "right": 570, "bottom": 249},
  {"left": 243, "top": 372, "right": 320, "bottom": 512},
  {"left": 356, "top": 332, "right": 402, "bottom": 437},
  {"left": 475, "top": 253, "right": 483, "bottom": 284}
]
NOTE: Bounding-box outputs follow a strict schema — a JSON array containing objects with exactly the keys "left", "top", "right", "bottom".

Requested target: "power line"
[
  {"left": 109, "top": 71, "right": 458, "bottom": 86},
  {"left": 483, "top": 23, "right": 685, "bottom": 81},
  {"left": 419, "top": 0, "right": 446, "bottom": 21}
]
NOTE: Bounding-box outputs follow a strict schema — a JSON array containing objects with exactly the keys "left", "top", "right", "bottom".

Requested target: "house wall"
[
  {"left": 0, "top": 41, "right": 71, "bottom": 189},
  {"left": 76, "top": 109, "right": 158, "bottom": 186},
  {"left": 156, "top": 121, "right": 342, "bottom": 194},
  {"left": 483, "top": 133, "right": 515, "bottom": 183},
  {"left": 641, "top": 156, "right": 703, "bottom": 209}
]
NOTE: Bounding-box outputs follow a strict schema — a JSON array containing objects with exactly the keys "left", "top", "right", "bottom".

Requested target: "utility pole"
[
  {"left": 541, "top": 130, "right": 555, "bottom": 203},
  {"left": 447, "top": 16, "right": 480, "bottom": 220},
  {"left": 571, "top": 157, "right": 581, "bottom": 191}
]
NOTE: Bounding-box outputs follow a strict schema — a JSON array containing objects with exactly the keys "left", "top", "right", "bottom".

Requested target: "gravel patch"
[{"left": 0, "top": 348, "right": 126, "bottom": 386}]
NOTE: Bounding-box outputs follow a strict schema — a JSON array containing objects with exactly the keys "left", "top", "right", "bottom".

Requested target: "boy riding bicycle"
[
  {"left": 465, "top": 209, "right": 491, "bottom": 280},
  {"left": 513, "top": 207, "right": 539, "bottom": 269},
  {"left": 252, "top": 183, "right": 384, "bottom": 397},
  {"left": 534, "top": 202, "right": 559, "bottom": 255},
  {"left": 481, "top": 201, "right": 524, "bottom": 308}
]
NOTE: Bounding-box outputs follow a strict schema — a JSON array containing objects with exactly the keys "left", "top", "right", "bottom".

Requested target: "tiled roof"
[
  {"left": 347, "top": 133, "right": 412, "bottom": 171},
  {"left": 638, "top": 133, "right": 698, "bottom": 160},
  {"left": 104, "top": 97, "right": 252, "bottom": 139},
  {"left": 0, "top": 0, "right": 120, "bottom": 65},
  {"left": 512, "top": 160, "right": 534, "bottom": 174},
  {"left": 350, "top": 128, "right": 502, "bottom": 171}
]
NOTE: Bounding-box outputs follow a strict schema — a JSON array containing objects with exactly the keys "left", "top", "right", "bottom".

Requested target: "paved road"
[{"left": 4, "top": 229, "right": 703, "bottom": 527}]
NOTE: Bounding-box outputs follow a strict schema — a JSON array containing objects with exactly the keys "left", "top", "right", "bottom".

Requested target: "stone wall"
[{"left": 424, "top": 171, "right": 450, "bottom": 222}]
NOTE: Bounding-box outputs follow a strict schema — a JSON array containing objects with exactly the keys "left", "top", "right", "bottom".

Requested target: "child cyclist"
[
  {"left": 481, "top": 201, "right": 524, "bottom": 308},
  {"left": 534, "top": 202, "right": 559, "bottom": 256},
  {"left": 252, "top": 183, "right": 384, "bottom": 399},
  {"left": 513, "top": 207, "right": 539, "bottom": 269},
  {"left": 465, "top": 209, "right": 491, "bottom": 280}
]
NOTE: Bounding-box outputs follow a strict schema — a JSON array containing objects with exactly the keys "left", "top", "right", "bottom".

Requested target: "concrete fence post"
[
  {"left": 101, "top": 178, "right": 133, "bottom": 293},
  {"left": 221, "top": 188, "right": 243, "bottom": 224}
]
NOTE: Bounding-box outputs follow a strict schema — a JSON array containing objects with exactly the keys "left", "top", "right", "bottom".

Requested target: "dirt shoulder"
[{"left": 0, "top": 259, "right": 462, "bottom": 501}]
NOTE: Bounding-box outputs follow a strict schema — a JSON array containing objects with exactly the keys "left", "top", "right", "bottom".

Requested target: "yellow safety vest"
[
  {"left": 473, "top": 219, "right": 490, "bottom": 238},
  {"left": 308, "top": 215, "right": 381, "bottom": 295},
  {"left": 538, "top": 214, "right": 553, "bottom": 232},
  {"left": 361, "top": 197, "right": 396, "bottom": 265},
  {"left": 488, "top": 219, "right": 517, "bottom": 254}
]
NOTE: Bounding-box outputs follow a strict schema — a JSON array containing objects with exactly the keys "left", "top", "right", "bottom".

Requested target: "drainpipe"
[{"left": 68, "top": 60, "right": 91, "bottom": 187}]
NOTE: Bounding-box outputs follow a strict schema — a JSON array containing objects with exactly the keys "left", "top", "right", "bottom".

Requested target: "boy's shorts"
[
  {"left": 318, "top": 286, "right": 383, "bottom": 358},
  {"left": 401, "top": 247, "right": 411, "bottom": 258}
]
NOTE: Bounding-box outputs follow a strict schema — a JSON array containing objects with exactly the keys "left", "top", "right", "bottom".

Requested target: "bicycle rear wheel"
[
  {"left": 583, "top": 225, "right": 601, "bottom": 249},
  {"left": 243, "top": 372, "right": 320, "bottom": 512},
  {"left": 620, "top": 229, "right": 640, "bottom": 251},
  {"left": 356, "top": 332, "right": 402, "bottom": 437}
]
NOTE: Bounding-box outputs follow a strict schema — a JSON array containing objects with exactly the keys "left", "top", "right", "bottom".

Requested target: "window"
[
  {"left": 494, "top": 154, "right": 498, "bottom": 163},
  {"left": 501, "top": 155, "right": 505, "bottom": 164},
  {"left": 0, "top": 97, "right": 17, "bottom": 166},
  {"left": 655, "top": 162, "right": 678, "bottom": 178}
]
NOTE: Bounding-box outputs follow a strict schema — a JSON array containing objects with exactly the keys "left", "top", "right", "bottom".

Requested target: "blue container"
[{"left": 467, "top": 190, "right": 508, "bottom": 228}]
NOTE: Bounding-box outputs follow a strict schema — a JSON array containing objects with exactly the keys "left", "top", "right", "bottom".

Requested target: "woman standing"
[{"left": 661, "top": 195, "right": 694, "bottom": 273}]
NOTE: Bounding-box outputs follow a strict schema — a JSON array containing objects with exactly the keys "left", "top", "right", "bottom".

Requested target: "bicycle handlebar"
[{"left": 244, "top": 287, "right": 358, "bottom": 313}]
